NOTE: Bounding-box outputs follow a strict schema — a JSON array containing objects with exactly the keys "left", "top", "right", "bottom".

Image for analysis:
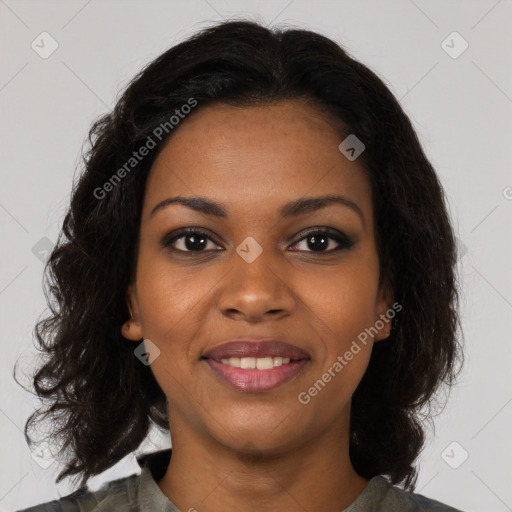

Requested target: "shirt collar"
[{"left": 136, "top": 448, "right": 172, "bottom": 481}]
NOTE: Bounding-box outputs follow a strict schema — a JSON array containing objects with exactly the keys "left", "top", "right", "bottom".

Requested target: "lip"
[
  {"left": 201, "top": 338, "right": 311, "bottom": 361},
  {"left": 201, "top": 338, "right": 310, "bottom": 393},
  {"left": 204, "top": 358, "right": 309, "bottom": 392}
]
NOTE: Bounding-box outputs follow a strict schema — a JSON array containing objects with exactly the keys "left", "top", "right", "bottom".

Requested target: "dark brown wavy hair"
[{"left": 15, "top": 19, "right": 463, "bottom": 491}]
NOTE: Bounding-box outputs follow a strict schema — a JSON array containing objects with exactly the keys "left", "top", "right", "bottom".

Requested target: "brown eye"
[
  {"left": 162, "top": 229, "right": 222, "bottom": 252},
  {"left": 290, "top": 229, "right": 354, "bottom": 253}
]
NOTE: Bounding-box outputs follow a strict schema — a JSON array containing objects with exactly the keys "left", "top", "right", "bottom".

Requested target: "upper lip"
[{"left": 202, "top": 338, "right": 311, "bottom": 361}]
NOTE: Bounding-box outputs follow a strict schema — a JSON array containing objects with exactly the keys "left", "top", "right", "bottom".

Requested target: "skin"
[{"left": 122, "top": 100, "right": 392, "bottom": 512}]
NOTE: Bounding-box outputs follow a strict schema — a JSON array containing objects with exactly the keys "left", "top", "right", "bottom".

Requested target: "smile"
[
  {"left": 219, "top": 356, "right": 291, "bottom": 369},
  {"left": 203, "top": 357, "right": 309, "bottom": 392}
]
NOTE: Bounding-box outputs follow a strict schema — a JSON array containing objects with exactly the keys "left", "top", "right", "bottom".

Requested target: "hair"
[{"left": 16, "top": 19, "right": 463, "bottom": 491}]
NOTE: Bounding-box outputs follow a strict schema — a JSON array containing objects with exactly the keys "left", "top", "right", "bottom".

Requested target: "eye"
[
  {"left": 290, "top": 228, "right": 354, "bottom": 253},
  {"left": 161, "top": 227, "right": 354, "bottom": 255},
  {"left": 161, "top": 228, "right": 222, "bottom": 252}
]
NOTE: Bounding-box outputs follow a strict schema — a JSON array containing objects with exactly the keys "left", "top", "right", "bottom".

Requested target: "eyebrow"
[{"left": 150, "top": 194, "right": 364, "bottom": 225}]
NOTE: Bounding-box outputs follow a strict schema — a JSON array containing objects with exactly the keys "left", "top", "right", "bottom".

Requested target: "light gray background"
[{"left": 1, "top": 1, "right": 511, "bottom": 511}]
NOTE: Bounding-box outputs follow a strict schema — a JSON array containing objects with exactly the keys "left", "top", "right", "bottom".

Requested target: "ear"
[
  {"left": 121, "top": 284, "right": 143, "bottom": 341},
  {"left": 373, "top": 281, "right": 394, "bottom": 342}
]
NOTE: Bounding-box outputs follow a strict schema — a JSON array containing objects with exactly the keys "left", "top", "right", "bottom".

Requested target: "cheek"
[
  {"left": 329, "top": 276, "right": 379, "bottom": 339},
  {"left": 302, "top": 270, "right": 378, "bottom": 410},
  {"left": 135, "top": 242, "right": 209, "bottom": 319},
  {"left": 303, "top": 252, "right": 380, "bottom": 339},
  {"left": 301, "top": 251, "right": 380, "bottom": 394},
  {"left": 133, "top": 257, "right": 210, "bottom": 400},
  {"left": 133, "top": 250, "right": 212, "bottom": 362}
]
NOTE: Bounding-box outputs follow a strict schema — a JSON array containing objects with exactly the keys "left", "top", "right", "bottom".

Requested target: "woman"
[{"left": 17, "top": 19, "right": 463, "bottom": 511}]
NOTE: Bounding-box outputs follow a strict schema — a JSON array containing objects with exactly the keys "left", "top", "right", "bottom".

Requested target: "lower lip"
[{"left": 203, "top": 358, "right": 309, "bottom": 392}]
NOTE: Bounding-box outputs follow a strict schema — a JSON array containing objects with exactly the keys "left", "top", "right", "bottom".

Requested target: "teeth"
[
  {"left": 257, "top": 357, "right": 274, "bottom": 369},
  {"left": 219, "top": 356, "right": 292, "bottom": 369},
  {"left": 240, "top": 357, "right": 256, "bottom": 369}
]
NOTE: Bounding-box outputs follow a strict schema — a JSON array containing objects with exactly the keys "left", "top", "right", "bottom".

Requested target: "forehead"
[{"left": 143, "top": 100, "right": 372, "bottom": 219}]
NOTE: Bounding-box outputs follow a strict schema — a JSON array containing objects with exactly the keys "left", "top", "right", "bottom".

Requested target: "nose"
[{"left": 217, "top": 247, "right": 296, "bottom": 322}]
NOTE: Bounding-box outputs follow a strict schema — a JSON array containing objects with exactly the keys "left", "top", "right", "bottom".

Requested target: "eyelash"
[{"left": 161, "top": 227, "right": 355, "bottom": 255}]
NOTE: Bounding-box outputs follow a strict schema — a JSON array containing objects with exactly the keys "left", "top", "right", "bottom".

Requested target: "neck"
[{"left": 157, "top": 417, "right": 369, "bottom": 512}]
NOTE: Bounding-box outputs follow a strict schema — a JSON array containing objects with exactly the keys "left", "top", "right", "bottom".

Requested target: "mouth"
[
  {"left": 210, "top": 355, "right": 294, "bottom": 369},
  {"left": 201, "top": 338, "right": 310, "bottom": 392}
]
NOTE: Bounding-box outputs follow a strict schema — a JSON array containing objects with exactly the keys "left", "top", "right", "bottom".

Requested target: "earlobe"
[
  {"left": 122, "top": 284, "right": 143, "bottom": 341},
  {"left": 374, "top": 321, "right": 392, "bottom": 342},
  {"left": 374, "top": 282, "right": 394, "bottom": 342}
]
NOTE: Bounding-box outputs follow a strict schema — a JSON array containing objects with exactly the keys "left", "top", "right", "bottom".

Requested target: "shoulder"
[
  {"left": 359, "top": 475, "right": 463, "bottom": 512},
  {"left": 15, "top": 472, "right": 141, "bottom": 512},
  {"left": 15, "top": 449, "right": 173, "bottom": 512}
]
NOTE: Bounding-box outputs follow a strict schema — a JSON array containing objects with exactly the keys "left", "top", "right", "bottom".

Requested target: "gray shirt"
[{"left": 17, "top": 449, "right": 463, "bottom": 511}]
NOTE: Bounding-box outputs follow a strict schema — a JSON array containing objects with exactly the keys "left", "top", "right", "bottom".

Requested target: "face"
[{"left": 123, "top": 100, "right": 391, "bottom": 455}]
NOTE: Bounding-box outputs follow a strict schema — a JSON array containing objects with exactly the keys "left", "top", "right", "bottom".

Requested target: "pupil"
[
  {"left": 186, "top": 234, "right": 207, "bottom": 251},
  {"left": 309, "top": 235, "right": 328, "bottom": 251}
]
